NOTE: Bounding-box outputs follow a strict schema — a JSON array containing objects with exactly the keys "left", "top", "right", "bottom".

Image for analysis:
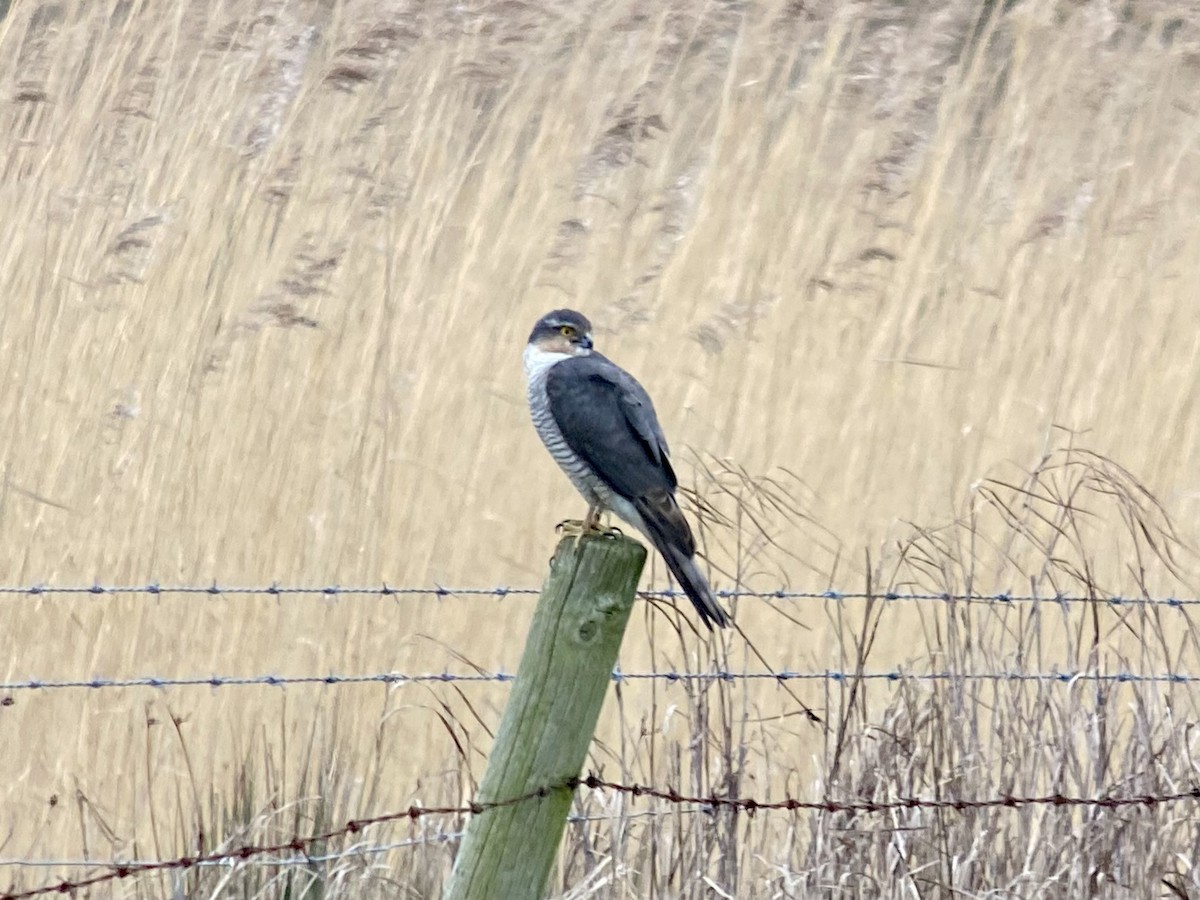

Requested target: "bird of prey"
[{"left": 523, "top": 308, "right": 730, "bottom": 629}]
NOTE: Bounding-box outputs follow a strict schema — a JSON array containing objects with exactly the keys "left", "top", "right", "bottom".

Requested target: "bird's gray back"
[{"left": 543, "top": 353, "right": 677, "bottom": 501}]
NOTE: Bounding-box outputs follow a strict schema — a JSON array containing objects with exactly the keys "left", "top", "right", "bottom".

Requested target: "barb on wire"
[
  {"left": 1, "top": 583, "right": 1197, "bottom": 608},
  {"left": 4, "top": 776, "right": 1198, "bottom": 900},
  {"left": 2, "top": 668, "right": 1198, "bottom": 694}
]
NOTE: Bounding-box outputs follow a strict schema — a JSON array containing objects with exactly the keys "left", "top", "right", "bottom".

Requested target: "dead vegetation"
[{"left": 2, "top": 0, "right": 1200, "bottom": 897}]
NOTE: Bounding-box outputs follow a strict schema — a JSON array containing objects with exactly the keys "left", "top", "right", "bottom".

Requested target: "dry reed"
[{"left": 2, "top": 0, "right": 1200, "bottom": 896}]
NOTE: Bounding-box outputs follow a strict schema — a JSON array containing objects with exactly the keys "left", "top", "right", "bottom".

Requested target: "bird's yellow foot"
[
  {"left": 556, "top": 518, "right": 588, "bottom": 538},
  {"left": 556, "top": 518, "right": 619, "bottom": 541}
]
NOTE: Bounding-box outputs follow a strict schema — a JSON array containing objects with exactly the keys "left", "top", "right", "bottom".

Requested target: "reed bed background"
[{"left": 2, "top": 0, "right": 1200, "bottom": 896}]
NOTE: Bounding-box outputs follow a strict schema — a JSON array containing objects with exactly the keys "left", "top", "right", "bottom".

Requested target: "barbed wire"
[
  {"left": 0, "top": 808, "right": 693, "bottom": 872},
  {"left": 0, "top": 777, "right": 575, "bottom": 900},
  {"left": 0, "top": 833, "right": 464, "bottom": 871},
  {"left": 2, "top": 583, "right": 1197, "bottom": 608},
  {"left": 4, "top": 774, "right": 1198, "bottom": 900},
  {"left": 3, "top": 667, "right": 1197, "bottom": 694}
]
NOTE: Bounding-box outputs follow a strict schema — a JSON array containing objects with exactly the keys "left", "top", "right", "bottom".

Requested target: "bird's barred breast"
[{"left": 527, "top": 378, "right": 606, "bottom": 501}]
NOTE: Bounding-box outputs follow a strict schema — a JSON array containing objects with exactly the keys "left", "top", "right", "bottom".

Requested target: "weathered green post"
[{"left": 444, "top": 532, "right": 646, "bottom": 900}]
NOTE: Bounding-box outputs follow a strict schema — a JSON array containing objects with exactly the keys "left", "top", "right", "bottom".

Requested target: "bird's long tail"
[
  {"left": 634, "top": 496, "right": 731, "bottom": 630},
  {"left": 660, "top": 542, "right": 731, "bottom": 630}
]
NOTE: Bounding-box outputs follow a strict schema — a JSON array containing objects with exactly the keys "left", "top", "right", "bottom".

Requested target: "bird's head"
[{"left": 526, "top": 309, "right": 594, "bottom": 357}]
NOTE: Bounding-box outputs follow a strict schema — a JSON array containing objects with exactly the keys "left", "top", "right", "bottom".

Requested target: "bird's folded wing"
[{"left": 544, "top": 355, "right": 679, "bottom": 499}]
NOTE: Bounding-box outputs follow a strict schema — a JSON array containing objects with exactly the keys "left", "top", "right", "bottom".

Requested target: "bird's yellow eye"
[{"left": 559, "top": 325, "right": 576, "bottom": 337}]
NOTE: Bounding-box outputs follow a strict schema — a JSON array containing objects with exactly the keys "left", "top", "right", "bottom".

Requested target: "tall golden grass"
[{"left": 2, "top": 0, "right": 1200, "bottom": 896}]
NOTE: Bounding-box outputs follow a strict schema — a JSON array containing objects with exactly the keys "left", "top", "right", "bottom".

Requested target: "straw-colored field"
[{"left": 3, "top": 1, "right": 1200, "bottom": 896}]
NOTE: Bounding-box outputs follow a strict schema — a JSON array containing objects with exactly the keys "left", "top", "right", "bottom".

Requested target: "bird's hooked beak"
[{"left": 574, "top": 334, "right": 594, "bottom": 353}]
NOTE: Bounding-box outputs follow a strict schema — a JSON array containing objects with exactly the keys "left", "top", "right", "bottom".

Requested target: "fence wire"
[
  {"left": 6, "top": 584, "right": 1200, "bottom": 898},
  {"left": 0, "top": 809, "right": 695, "bottom": 872},
  {"left": 3, "top": 775, "right": 1198, "bottom": 900},
  {"left": 6, "top": 584, "right": 1197, "bottom": 693},
  {"left": 2, "top": 583, "right": 1198, "bottom": 608},
  {"left": 3, "top": 668, "right": 1199, "bottom": 693}
]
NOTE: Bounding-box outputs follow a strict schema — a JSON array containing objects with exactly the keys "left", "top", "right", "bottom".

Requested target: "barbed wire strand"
[
  {"left": 3, "top": 668, "right": 1198, "bottom": 693},
  {"left": 0, "top": 778, "right": 576, "bottom": 900},
  {"left": 0, "top": 808, "right": 695, "bottom": 871},
  {"left": 2, "top": 584, "right": 1197, "bottom": 608},
  {"left": 0, "top": 834, "right": 464, "bottom": 872},
  {"left": 4, "top": 775, "right": 1198, "bottom": 900}
]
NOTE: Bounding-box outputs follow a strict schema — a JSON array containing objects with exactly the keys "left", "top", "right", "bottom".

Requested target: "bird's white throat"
[{"left": 523, "top": 343, "right": 574, "bottom": 381}]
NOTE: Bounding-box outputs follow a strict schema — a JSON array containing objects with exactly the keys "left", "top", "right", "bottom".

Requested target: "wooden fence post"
[{"left": 444, "top": 531, "right": 647, "bottom": 900}]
